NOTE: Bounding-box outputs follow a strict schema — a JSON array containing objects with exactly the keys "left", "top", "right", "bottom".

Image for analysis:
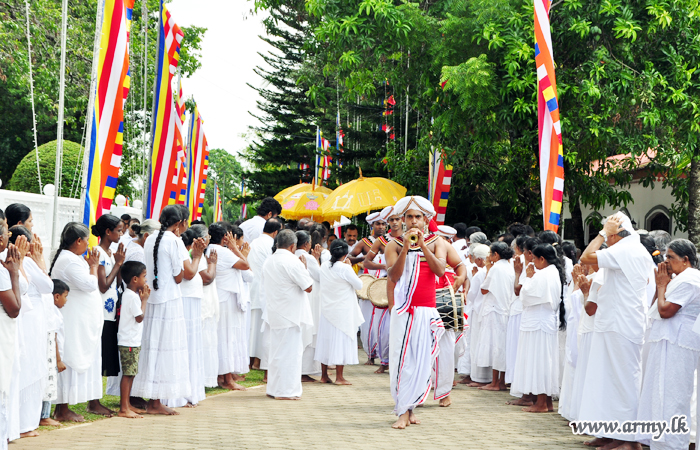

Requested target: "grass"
[{"left": 37, "top": 369, "right": 266, "bottom": 433}]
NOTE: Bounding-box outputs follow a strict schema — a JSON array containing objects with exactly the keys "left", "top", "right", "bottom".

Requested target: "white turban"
[
  {"left": 366, "top": 212, "right": 382, "bottom": 225},
  {"left": 471, "top": 243, "right": 490, "bottom": 260},
  {"left": 394, "top": 195, "right": 435, "bottom": 219},
  {"left": 379, "top": 205, "right": 397, "bottom": 222},
  {"left": 436, "top": 225, "right": 456, "bottom": 238}
]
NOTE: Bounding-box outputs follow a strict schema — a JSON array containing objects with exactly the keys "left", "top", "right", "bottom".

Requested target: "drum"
[
  {"left": 367, "top": 278, "right": 389, "bottom": 309},
  {"left": 436, "top": 286, "right": 464, "bottom": 330},
  {"left": 356, "top": 274, "right": 376, "bottom": 300}
]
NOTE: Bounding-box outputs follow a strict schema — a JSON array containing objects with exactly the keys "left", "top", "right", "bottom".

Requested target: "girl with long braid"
[
  {"left": 131, "top": 205, "right": 192, "bottom": 416},
  {"left": 510, "top": 243, "right": 566, "bottom": 413},
  {"left": 50, "top": 222, "right": 109, "bottom": 422}
]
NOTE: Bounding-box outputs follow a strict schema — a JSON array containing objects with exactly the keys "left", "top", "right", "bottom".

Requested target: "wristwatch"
[{"left": 598, "top": 229, "right": 607, "bottom": 238}]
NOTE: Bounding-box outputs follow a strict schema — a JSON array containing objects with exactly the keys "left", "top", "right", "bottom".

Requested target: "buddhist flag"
[
  {"left": 240, "top": 180, "right": 247, "bottom": 220},
  {"left": 173, "top": 79, "right": 188, "bottom": 205},
  {"left": 145, "top": 1, "right": 183, "bottom": 218},
  {"left": 213, "top": 182, "right": 223, "bottom": 223},
  {"left": 83, "top": 0, "right": 134, "bottom": 246},
  {"left": 428, "top": 149, "right": 452, "bottom": 225},
  {"left": 536, "top": 0, "right": 564, "bottom": 231},
  {"left": 186, "top": 104, "right": 209, "bottom": 222}
]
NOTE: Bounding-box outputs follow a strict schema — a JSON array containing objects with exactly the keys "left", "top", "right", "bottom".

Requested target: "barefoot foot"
[
  {"left": 467, "top": 381, "right": 486, "bottom": 387},
  {"left": 146, "top": 401, "right": 179, "bottom": 416},
  {"left": 392, "top": 412, "right": 410, "bottom": 429},
  {"left": 363, "top": 359, "right": 375, "bottom": 366},
  {"left": 583, "top": 438, "right": 612, "bottom": 447},
  {"left": 39, "top": 418, "right": 61, "bottom": 427},
  {"left": 439, "top": 396, "right": 452, "bottom": 407},
  {"left": 53, "top": 406, "right": 84, "bottom": 423},
  {"left": 20, "top": 431, "right": 39, "bottom": 438},
  {"left": 274, "top": 396, "right": 300, "bottom": 400},
  {"left": 301, "top": 375, "right": 318, "bottom": 383},
  {"left": 117, "top": 409, "right": 144, "bottom": 419},
  {"left": 408, "top": 410, "right": 420, "bottom": 424},
  {"left": 87, "top": 401, "right": 114, "bottom": 417},
  {"left": 374, "top": 365, "right": 387, "bottom": 374},
  {"left": 319, "top": 377, "right": 333, "bottom": 384},
  {"left": 335, "top": 378, "right": 352, "bottom": 385},
  {"left": 522, "top": 404, "right": 549, "bottom": 413},
  {"left": 506, "top": 398, "right": 533, "bottom": 406},
  {"left": 457, "top": 376, "right": 472, "bottom": 385},
  {"left": 478, "top": 383, "right": 502, "bottom": 391}
]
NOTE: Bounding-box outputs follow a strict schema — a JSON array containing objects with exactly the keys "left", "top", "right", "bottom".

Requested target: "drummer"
[
  {"left": 432, "top": 225, "right": 468, "bottom": 407},
  {"left": 349, "top": 212, "right": 387, "bottom": 365},
  {"left": 363, "top": 206, "right": 403, "bottom": 373}
]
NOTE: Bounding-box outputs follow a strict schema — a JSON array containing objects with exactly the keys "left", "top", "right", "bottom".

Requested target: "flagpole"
[
  {"left": 141, "top": 0, "right": 148, "bottom": 210},
  {"left": 314, "top": 126, "right": 319, "bottom": 188},
  {"left": 143, "top": 0, "right": 162, "bottom": 219},
  {"left": 79, "top": 0, "right": 105, "bottom": 226},
  {"left": 51, "top": 0, "right": 69, "bottom": 249},
  {"left": 405, "top": 51, "right": 410, "bottom": 155}
]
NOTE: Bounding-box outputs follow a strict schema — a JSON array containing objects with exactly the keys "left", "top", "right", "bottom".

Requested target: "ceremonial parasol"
[
  {"left": 319, "top": 169, "right": 407, "bottom": 222},
  {"left": 274, "top": 183, "right": 333, "bottom": 220}
]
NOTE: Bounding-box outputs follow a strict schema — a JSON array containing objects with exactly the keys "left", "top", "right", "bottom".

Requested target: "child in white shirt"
[{"left": 117, "top": 261, "right": 149, "bottom": 419}]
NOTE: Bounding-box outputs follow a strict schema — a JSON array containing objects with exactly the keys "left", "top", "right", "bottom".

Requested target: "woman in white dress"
[
  {"left": 315, "top": 239, "right": 364, "bottom": 385},
  {"left": 295, "top": 230, "right": 323, "bottom": 381},
  {"left": 510, "top": 243, "right": 565, "bottom": 413},
  {"left": 477, "top": 241, "right": 516, "bottom": 391},
  {"left": 637, "top": 239, "right": 700, "bottom": 450},
  {"left": 49, "top": 222, "right": 107, "bottom": 422},
  {"left": 132, "top": 205, "right": 191, "bottom": 415},
  {"left": 505, "top": 235, "right": 529, "bottom": 386},
  {"left": 124, "top": 219, "right": 161, "bottom": 264},
  {"left": 467, "top": 243, "right": 491, "bottom": 386},
  {"left": 0, "top": 222, "right": 23, "bottom": 450},
  {"left": 207, "top": 223, "right": 250, "bottom": 390},
  {"left": 7, "top": 226, "right": 53, "bottom": 436},
  {"left": 164, "top": 226, "right": 207, "bottom": 408}
]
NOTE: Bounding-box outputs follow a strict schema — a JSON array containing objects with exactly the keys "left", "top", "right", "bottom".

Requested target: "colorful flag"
[
  {"left": 213, "top": 182, "right": 223, "bottom": 223},
  {"left": 240, "top": 179, "right": 247, "bottom": 219},
  {"left": 185, "top": 104, "right": 209, "bottom": 222},
  {"left": 336, "top": 111, "right": 344, "bottom": 168},
  {"left": 173, "top": 79, "right": 188, "bottom": 205},
  {"left": 428, "top": 149, "right": 453, "bottom": 225},
  {"left": 536, "top": 0, "right": 564, "bottom": 231},
  {"left": 145, "top": 1, "right": 183, "bottom": 218},
  {"left": 83, "top": 0, "right": 134, "bottom": 246}
]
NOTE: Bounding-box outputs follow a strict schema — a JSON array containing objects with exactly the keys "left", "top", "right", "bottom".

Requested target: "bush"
[{"left": 7, "top": 140, "right": 84, "bottom": 197}]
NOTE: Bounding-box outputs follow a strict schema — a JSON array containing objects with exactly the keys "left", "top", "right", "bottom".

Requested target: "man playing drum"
[
  {"left": 363, "top": 206, "right": 403, "bottom": 373},
  {"left": 385, "top": 196, "right": 447, "bottom": 429},
  {"left": 349, "top": 212, "right": 387, "bottom": 365}
]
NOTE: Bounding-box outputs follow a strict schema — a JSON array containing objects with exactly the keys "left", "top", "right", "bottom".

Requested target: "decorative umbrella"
[
  {"left": 319, "top": 169, "right": 407, "bottom": 222},
  {"left": 274, "top": 183, "right": 333, "bottom": 220}
]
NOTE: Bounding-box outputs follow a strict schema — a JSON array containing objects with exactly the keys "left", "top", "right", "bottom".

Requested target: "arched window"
[
  {"left": 585, "top": 212, "right": 603, "bottom": 244},
  {"left": 645, "top": 205, "right": 671, "bottom": 234}
]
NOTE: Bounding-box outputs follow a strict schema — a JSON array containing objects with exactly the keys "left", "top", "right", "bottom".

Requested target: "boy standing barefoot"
[{"left": 117, "top": 261, "right": 149, "bottom": 418}]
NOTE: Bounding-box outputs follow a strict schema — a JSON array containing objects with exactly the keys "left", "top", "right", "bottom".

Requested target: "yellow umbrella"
[
  {"left": 275, "top": 184, "right": 334, "bottom": 220},
  {"left": 274, "top": 183, "right": 333, "bottom": 203},
  {"left": 319, "top": 170, "right": 407, "bottom": 222}
]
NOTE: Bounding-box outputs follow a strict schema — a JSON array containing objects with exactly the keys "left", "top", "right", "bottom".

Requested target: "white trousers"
[{"left": 266, "top": 326, "right": 304, "bottom": 398}]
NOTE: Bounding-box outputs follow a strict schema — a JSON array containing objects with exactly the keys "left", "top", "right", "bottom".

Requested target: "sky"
[{"left": 169, "top": 0, "right": 269, "bottom": 158}]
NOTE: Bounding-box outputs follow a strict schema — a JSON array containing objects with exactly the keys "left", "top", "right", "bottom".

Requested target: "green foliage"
[
  {"left": 0, "top": 0, "right": 206, "bottom": 202},
  {"left": 7, "top": 140, "right": 83, "bottom": 197},
  {"left": 204, "top": 148, "right": 245, "bottom": 222}
]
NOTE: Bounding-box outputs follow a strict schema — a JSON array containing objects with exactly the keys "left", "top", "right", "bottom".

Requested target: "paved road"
[{"left": 13, "top": 355, "right": 587, "bottom": 450}]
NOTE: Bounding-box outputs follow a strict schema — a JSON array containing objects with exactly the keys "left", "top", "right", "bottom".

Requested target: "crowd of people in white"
[{"left": 0, "top": 195, "right": 698, "bottom": 450}]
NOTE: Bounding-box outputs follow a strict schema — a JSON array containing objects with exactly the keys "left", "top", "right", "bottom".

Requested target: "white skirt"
[
  {"left": 132, "top": 298, "right": 191, "bottom": 400},
  {"left": 376, "top": 307, "right": 391, "bottom": 366},
  {"left": 248, "top": 308, "right": 265, "bottom": 359},
  {"left": 55, "top": 340, "right": 102, "bottom": 405},
  {"left": 510, "top": 329, "right": 559, "bottom": 397},
  {"left": 476, "top": 311, "right": 508, "bottom": 372},
  {"left": 569, "top": 332, "right": 592, "bottom": 422},
  {"left": 217, "top": 292, "right": 249, "bottom": 375},
  {"left": 578, "top": 331, "right": 642, "bottom": 439},
  {"left": 636, "top": 339, "right": 700, "bottom": 449},
  {"left": 558, "top": 355, "right": 576, "bottom": 420},
  {"left": 202, "top": 316, "right": 219, "bottom": 388},
  {"left": 505, "top": 312, "right": 521, "bottom": 384},
  {"left": 469, "top": 311, "right": 491, "bottom": 382},
  {"left": 43, "top": 331, "right": 58, "bottom": 402},
  {"left": 433, "top": 329, "right": 456, "bottom": 400},
  {"left": 314, "top": 314, "right": 359, "bottom": 366},
  {"left": 267, "top": 326, "right": 303, "bottom": 398},
  {"left": 457, "top": 317, "right": 471, "bottom": 375},
  {"left": 165, "top": 297, "right": 205, "bottom": 407},
  {"left": 19, "top": 380, "right": 42, "bottom": 433},
  {"left": 359, "top": 299, "right": 374, "bottom": 358}
]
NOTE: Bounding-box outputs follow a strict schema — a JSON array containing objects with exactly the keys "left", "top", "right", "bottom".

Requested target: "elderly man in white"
[
  {"left": 262, "top": 230, "right": 314, "bottom": 400},
  {"left": 248, "top": 218, "right": 281, "bottom": 372},
  {"left": 578, "top": 212, "right": 654, "bottom": 450}
]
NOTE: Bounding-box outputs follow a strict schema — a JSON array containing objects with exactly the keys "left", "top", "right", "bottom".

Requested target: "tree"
[
  {"left": 205, "top": 148, "right": 244, "bottom": 222},
  {"left": 7, "top": 140, "right": 84, "bottom": 197}
]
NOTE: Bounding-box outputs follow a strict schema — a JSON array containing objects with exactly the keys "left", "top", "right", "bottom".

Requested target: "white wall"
[
  {"left": 0, "top": 189, "right": 143, "bottom": 256},
  {"left": 561, "top": 178, "right": 686, "bottom": 244}
]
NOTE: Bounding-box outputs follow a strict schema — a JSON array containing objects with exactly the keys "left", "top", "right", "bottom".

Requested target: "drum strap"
[{"left": 446, "top": 276, "right": 458, "bottom": 327}]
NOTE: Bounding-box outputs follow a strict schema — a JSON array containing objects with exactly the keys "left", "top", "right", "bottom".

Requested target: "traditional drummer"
[
  {"left": 363, "top": 206, "right": 403, "bottom": 373},
  {"left": 385, "top": 195, "right": 447, "bottom": 429},
  {"left": 349, "top": 211, "right": 387, "bottom": 365},
  {"left": 431, "top": 224, "right": 469, "bottom": 407}
]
